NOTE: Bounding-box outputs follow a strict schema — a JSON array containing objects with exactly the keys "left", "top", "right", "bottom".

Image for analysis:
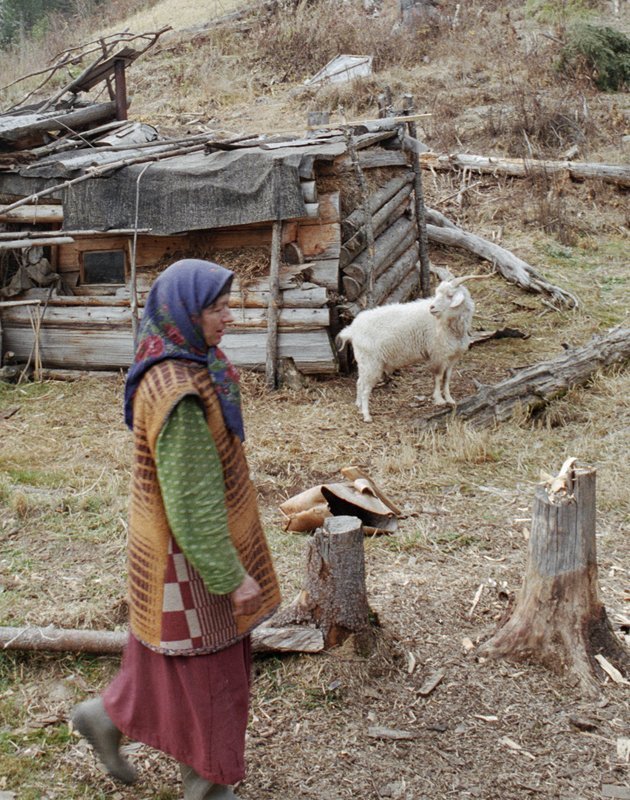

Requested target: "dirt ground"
[{"left": 1, "top": 277, "right": 628, "bottom": 799}]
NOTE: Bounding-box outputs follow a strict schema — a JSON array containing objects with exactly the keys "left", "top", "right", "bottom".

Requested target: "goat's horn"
[{"left": 450, "top": 274, "right": 490, "bottom": 287}]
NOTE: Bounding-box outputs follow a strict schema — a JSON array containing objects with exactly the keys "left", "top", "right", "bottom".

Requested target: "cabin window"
[{"left": 81, "top": 249, "right": 126, "bottom": 285}]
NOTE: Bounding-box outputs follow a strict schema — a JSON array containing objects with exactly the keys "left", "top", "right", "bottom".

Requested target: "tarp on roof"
[{"left": 62, "top": 140, "right": 347, "bottom": 234}]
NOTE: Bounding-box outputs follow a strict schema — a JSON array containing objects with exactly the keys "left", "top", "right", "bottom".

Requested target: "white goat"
[{"left": 336, "top": 276, "right": 483, "bottom": 423}]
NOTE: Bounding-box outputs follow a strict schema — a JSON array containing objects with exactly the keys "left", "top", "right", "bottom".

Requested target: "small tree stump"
[
  {"left": 274, "top": 515, "right": 374, "bottom": 648},
  {"left": 479, "top": 461, "right": 629, "bottom": 696}
]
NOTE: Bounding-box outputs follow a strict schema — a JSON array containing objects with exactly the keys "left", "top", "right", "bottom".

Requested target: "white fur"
[{"left": 336, "top": 279, "right": 476, "bottom": 422}]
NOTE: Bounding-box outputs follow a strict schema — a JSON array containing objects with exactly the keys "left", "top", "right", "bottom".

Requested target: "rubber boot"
[
  {"left": 180, "top": 763, "right": 238, "bottom": 800},
  {"left": 70, "top": 697, "right": 138, "bottom": 785}
]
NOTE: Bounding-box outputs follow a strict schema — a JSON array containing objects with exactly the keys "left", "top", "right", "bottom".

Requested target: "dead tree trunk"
[
  {"left": 273, "top": 515, "right": 375, "bottom": 649},
  {"left": 418, "top": 326, "right": 630, "bottom": 430},
  {"left": 479, "top": 462, "right": 629, "bottom": 697}
]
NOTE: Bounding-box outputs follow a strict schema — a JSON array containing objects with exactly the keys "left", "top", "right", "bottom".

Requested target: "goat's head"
[{"left": 429, "top": 274, "right": 487, "bottom": 319}]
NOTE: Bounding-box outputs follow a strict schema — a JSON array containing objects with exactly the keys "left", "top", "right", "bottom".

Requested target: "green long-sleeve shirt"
[{"left": 155, "top": 395, "right": 246, "bottom": 596}]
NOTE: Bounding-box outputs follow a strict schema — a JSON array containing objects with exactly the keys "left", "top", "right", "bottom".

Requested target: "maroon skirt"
[{"left": 103, "top": 633, "right": 251, "bottom": 784}]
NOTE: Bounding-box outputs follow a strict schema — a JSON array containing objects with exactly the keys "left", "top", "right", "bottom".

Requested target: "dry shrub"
[{"left": 251, "top": 0, "right": 436, "bottom": 84}]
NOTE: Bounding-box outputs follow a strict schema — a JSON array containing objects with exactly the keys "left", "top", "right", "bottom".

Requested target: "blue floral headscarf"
[{"left": 124, "top": 259, "right": 244, "bottom": 441}]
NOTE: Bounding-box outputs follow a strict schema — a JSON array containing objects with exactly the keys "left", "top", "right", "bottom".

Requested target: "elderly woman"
[{"left": 71, "top": 259, "right": 281, "bottom": 800}]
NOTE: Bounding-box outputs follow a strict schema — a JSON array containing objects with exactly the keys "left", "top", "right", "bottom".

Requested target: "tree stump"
[
  {"left": 273, "top": 515, "right": 375, "bottom": 649},
  {"left": 479, "top": 461, "right": 629, "bottom": 697}
]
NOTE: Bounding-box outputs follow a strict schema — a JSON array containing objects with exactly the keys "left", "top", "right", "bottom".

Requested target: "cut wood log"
[
  {"left": 0, "top": 623, "right": 324, "bottom": 655},
  {"left": 1, "top": 320, "right": 337, "bottom": 373},
  {"left": 343, "top": 125, "right": 377, "bottom": 308},
  {"left": 341, "top": 171, "right": 414, "bottom": 240},
  {"left": 322, "top": 148, "right": 410, "bottom": 174},
  {"left": 478, "top": 462, "right": 629, "bottom": 697},
  {"left": 272, "top": 515, "right": 375, "bottom": 649},
  {"left": 419, "top": 151, "right": 630, "bottom": 188},
  {"left": 344, "top": 245, "right": 418, "bottom": 317},
  {"left": 418, "top": 326, "right": 630, "bottom": 430},
  {"left": 2, "top": 301, "right": 329, "bottom": 329},
  {"left": 426, "top": 222, "right": 578, "bottom": 307},
  {"left": 297, "top": 221, "right": 341, "bottom": 261},
  {"left": 342, "top": 216, "right": 416, "bottom": 299},
  {"left": 340, "top": 185, "right": 412, "bottom": 267},
  {"left": 301, "top": 258, "right": 339, "bottom": 291},
  {"left": 0, "top": 203, "right": 63, "bottom": 223}
]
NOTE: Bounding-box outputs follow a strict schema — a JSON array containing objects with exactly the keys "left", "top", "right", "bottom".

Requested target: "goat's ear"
[{"left": 450, "top": 290, "right": 465, "bottom": 308}]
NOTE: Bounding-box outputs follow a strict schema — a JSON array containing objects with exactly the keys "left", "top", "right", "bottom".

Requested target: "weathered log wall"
[{"left": 1, "top": 137, "right": 423, "bottom": 374}]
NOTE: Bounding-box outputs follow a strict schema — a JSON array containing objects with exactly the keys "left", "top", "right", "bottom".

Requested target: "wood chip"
[
  {"left": 595, "top": 654, "right": 629, "bottom": 685},
  {"left": 417, "top": 669, "right": 445, "bottom": 696},
  {"left": 617, "top": 737, "right": 630, "bottom": 763},
  {"left": 569, "top": 715, "right": 598, "bottom": 732},
  {"left": 467, "top": 583, "right": 484, "bottom": 617},
  {"left": 367, "top": 726, "right": 421, "bottom": 741},
  {"left": 499, "top": 736, "right": 535, "bottom": 759},
  {"left": 602, "top": 786, "right": 630, "bottom": 800},
  {"left": 407, "top": 651, "right": 417, "bottom": 674}
]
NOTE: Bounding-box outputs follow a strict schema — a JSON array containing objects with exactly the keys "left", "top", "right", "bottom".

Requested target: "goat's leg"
[
  {"left": 356, "top": 362, "right": 381, "bottom": 423},
  {"left": 431, "top": 366, "right": 446, "bottom": 405},
  {"left": 442, "top": 365, "right": 456, "bottom": 406}
]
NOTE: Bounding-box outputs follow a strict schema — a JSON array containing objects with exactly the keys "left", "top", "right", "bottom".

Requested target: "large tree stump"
[
  {"left": 273, "top": 515, "right": 374, "bottom": 649},
  {"left": 479, "top": 461, "right": 629, "bottom": 697}
]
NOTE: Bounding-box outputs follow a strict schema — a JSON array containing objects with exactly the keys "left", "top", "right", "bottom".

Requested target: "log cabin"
[{"left": 0, "top": 108, "right": 424, "bottom": 377}]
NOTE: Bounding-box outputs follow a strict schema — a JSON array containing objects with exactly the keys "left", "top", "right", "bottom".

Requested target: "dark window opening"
[{"left": 82, "top": 250, "right": 126, "bottom": 284}]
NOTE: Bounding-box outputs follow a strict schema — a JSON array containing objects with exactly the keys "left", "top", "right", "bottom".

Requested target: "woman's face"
[{"left": 200, "top": 294, "right": 234, "bottom": 347}]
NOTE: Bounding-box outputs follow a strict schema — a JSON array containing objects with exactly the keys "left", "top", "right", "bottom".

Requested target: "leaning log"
[
  {"left": 426, "top": 221, "right": 578, "bottom": 307},
  {"left": 0, "top": 623, "right": 324, "bottom": 655},
  {"left": 419, "top": 152, "right": 630, "bottom": 188},
  {"left": 418, "top": 326, "right": 630, "bottom": 430},
  {"left": 478, "top": 461, "right": 629, "bottom": 697}
]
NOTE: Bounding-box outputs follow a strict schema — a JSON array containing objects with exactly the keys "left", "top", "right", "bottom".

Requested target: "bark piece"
[{"left": 478, "top": 463, "right": 629, "bottom": 697}]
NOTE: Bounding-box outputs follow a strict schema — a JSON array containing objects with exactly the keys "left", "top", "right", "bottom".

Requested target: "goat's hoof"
[{"left": 362, "top": 416, "right": 373, "bottom": 423}]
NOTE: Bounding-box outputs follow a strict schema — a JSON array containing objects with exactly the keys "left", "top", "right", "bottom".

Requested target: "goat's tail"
[{"left": 335, "top": 327, "right": 352, "bottom": 352}]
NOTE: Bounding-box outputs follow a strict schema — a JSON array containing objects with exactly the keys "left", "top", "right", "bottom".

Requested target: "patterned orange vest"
[{"left": 127, "top": 359, "right": 281, "bottom": 655}]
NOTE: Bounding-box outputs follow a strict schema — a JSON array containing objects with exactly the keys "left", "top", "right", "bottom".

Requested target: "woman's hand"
[{"left": 230, "top": 573, "right": 262, "bottom": 616}]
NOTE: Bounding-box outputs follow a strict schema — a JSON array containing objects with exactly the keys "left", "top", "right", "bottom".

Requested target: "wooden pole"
[
  {"left": 479, "top": 460, "right": 629, "bottom": 697},
  {"left": 113, "top": 58, "right": 128, "bottom": 121},
  {"left": 130, "top": 163, "right": 152, "bottom": 343},
  {"left": 402, "top": 94, "right": 431, "bottom": 298},
  {"left": 265, "top": 161, "right": 283, "bottom": 389},
  {"left": 342, "top": 115, "right": 377, "bottom": 309}
]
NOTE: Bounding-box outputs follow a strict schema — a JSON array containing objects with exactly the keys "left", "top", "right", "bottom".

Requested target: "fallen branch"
[
  {"left": 426, "top": 219, "right": 578, "bottom": 308},
  {"left": 420, "top": 152, "right": 630, "bottom": 188},
  {"left": 0, "top": 622, "right": 324, "bottom": 656},
  {"left": 418, "top": 326, "right": 630, "bottom": 429}
]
